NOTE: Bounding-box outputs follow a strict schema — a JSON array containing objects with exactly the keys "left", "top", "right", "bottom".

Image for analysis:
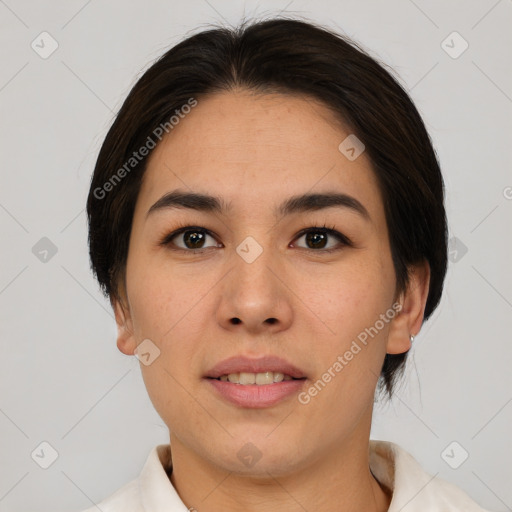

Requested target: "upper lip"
[{"left": 206, "top": 355, "right": 306, "bottom": 379}]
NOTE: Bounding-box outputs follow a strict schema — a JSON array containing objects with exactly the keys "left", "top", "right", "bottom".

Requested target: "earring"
[{"left": 410, "top": 334, "right": 415, "bottom": 343}]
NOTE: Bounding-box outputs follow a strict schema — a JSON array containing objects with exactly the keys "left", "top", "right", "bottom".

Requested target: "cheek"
[
  {"left": 295, "top": 257, "right": 395, "bottom": 406},
  {"left": 299, "top": 266, "right": 393, "bottom": 404},
  {"left": 301, "top": 259, "right": 395, "bottom": 340},
  {"left": 126, "top": 252, "right": 208, "bottom": 338},
  {"left": 127, "top": 259, "right": 202, "bottom": 423},
  {"left": 125, "top": 255, "right": 213, "bottom": 406}
]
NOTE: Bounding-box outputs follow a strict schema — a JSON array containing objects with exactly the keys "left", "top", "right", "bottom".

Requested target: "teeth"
[
  {"left": 239, "top": 372, "right": 255, "bottom": 385},
  {"left": 273, "top": 372, "right": 285, "bottom": 382},
  {"left": 256, "top": 372, "right": 272, "bottom": 385},
  {"left": 218, "top": 371, "right": 296, "bottom": 385}
]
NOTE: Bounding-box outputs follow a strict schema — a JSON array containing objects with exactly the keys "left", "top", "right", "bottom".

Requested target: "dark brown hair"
[{"left": 87, "top": 16, "right": 448, "bottom": 398}]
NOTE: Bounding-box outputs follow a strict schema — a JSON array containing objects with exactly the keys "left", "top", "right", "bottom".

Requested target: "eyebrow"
[{"left": 146, "top": 189, "right": 371, "bottom": 222}]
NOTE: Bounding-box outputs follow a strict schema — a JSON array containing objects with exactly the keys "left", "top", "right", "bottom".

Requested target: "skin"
[{"left": 113, "top": 89, "right": 430, "bottom": 512}]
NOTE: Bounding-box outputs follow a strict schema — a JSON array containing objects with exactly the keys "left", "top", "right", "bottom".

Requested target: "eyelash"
[{"left": 158, "top": 222, "right": 353, "bottom": 254}]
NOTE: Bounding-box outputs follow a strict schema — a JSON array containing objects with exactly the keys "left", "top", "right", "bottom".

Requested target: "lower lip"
[{"left": 206, "top": 378, "right": 306, "bottom": 408}]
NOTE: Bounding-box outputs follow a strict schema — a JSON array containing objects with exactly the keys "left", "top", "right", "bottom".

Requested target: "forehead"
[{"left": 137, "top": 90, "right": 383, "bottom": 221}]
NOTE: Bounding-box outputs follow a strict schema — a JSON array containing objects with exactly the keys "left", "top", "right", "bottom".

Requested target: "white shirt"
[{"left": 80, "top": 440, "right": 491, "bottom": 511}]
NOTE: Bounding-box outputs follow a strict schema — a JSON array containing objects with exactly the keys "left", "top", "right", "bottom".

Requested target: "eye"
[
  {"left": 159, "top": 226, "right": 221, "bottom": 252},
  {"left": 159, "top": 223, "right": 352, "bottom": 254},
  {"left": 293, "top": 225, "right": 352, "bottom": 253}
]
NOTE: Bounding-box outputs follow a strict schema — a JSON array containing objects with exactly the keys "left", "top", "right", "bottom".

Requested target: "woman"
[{"left": 83, "top": 16, "right": 491, "bottom": 511}]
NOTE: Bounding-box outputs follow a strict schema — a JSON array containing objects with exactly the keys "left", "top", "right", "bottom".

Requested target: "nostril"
[
  {"left": 231, "top": 318, "right": 241, "bottom": 324},
  {"left": 266, "top": 318, "right": 277, "bottom": 324}
]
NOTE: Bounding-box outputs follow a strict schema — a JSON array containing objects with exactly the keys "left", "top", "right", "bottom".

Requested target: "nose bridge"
[{"left": 232, "top": 233, "right": 278, "bottom": 294}]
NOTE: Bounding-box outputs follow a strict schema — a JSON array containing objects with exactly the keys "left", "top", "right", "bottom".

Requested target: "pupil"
[
  {"left": 307, "top": 232, "right": 326, "bottom": 249},
  {"left": 185, "top": 230, "right": 205, "bottom": 249}
]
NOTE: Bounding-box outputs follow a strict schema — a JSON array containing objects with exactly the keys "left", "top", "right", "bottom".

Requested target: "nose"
[{"left": 216, "top": 243, "right": 294, "bottom": 335}]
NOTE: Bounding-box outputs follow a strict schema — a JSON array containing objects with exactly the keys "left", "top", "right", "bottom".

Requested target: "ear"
[
  {"left": 112, "top": 290, "right": 137, "bottom": 356},
  {"left": 386, "top": 260, "right": 430, "bottom": 355}
]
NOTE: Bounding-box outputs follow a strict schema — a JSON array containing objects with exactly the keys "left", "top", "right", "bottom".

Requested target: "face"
[{"left": 114, "top": 90, "right": 419, "bottom": 476}]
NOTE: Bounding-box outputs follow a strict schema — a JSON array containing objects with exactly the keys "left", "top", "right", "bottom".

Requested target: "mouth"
[
  {"left": 207, "top": 371, "right": 306, "bottom": 385},
  {"left": 205, "top": 354, "right": 307, "bottom": 382},
  {"left": 206, "top": 370, "right": 307, "bottom": 409}
]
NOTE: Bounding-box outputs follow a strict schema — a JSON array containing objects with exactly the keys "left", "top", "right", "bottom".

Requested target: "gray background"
[{"left": 0, "top": 1, "right": 511, "bottom": 511}]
